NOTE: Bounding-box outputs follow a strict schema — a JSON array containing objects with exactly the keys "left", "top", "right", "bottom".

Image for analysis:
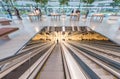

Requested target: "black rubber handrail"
[
  {"left": 70, "top": 43, "right": 120, "bottom": 70},
  {"left": 0, "top": 43, "right": 53, "bottom": 66},
  {"left": 66, "top": 47, "right": 100, "bottom": 79},
  {"left": 2, "top": 46, "right": 51, "bottom": 79}
]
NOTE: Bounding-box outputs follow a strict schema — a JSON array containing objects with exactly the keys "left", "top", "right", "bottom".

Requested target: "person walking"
[
  {"left": 72, "top": 8, "right": 76, "bottom": 13},
  {"left": 14, "top": 7, "right": 22, "bottom": 20},
  {"left": 57, "top": 39, "right": 59, "bottom": 44},
  {"left": 34, "top": 7, "right": 41, "bottom": 20},
  {"left": 7, "top": 8, "right": 12, "bottom": 19},
  {"left": 85, "top": 10, "right": 89, "bottom": 18},
  {"left": 76, "top": 9, "right": 80, "bottom": 21}
]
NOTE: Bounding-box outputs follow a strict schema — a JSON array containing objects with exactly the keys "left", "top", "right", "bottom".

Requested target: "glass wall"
[{"left": 0, "top": 0, "right": 119, "bottom": 18}]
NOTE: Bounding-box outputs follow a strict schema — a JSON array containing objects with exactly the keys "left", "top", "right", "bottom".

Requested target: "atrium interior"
[{"left": 0, "top": 0, "right": 120, "bottom": 79}]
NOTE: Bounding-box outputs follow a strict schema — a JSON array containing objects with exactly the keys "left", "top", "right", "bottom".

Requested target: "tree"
[
  {"left": 110, "top": 2, "right": 118, "bottom": 8},
  {"left": 79, "top": 0, "right": 82, "bottom": 8},
  {"left": 59, "top": 0, "right": 69, "bottom": 14},
  {"left": 59, "top": 0, "right": 69, "bottom": 6},
  {"left": 113, "top": 0, "right": 120, "bottom": 7},
  {"left": 0, "top": 1, "right": 6, "bottom": 11},
  {"left": 35, "top": 0, "right": 48, "bottom": 7},
  {"left": 82, "top": 0, "right": 94, "bottom": 6},
  {"left": 113, "top": 0, "right": 120, "bottom": 13},
  {"left": 81, "top": 0, "right": 94, "bottom": 18},
  {"left": 3, "top": 0, "right": 16, "bottom": 7},
  {"left": 113, "top": 0, "right": 120, "bottom": 3}
]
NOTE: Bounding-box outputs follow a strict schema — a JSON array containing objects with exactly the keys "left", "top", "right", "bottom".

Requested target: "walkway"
[{"left": 0, "top": 15, "right": 120, "bottom": 60}]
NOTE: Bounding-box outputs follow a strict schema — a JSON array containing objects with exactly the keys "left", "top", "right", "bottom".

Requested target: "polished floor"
[{"left": 0, "top": 15, "right": 120, "bottom": 60}]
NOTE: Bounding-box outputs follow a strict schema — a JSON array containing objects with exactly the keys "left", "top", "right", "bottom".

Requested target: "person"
[
  {"left": 34, "top": 7, "right": 39, "bottom": 14},
  {"left": 35, "top": 7, "right": 41, "bottom": 15},
  {"left": 7, "top": 8, "right": 12, "bottom": 19},
  {"left": 76, "top": 9, "right": 80, "bottom": 21},
  {"left": 70, "top": 9, "right": 77, "bottom": 20},
  {"left": 76, "top": 9, "right": 80, "bottom": 13},
  {"left": 39, "top": 8, "right": 42, "bottom": 17},
  {"left": 71, "top": 9, "right": 74, "bottom": 13},
  {"left": 57, "top": 39, "right": 58, "bottom": 44},
  {"left": 71, "top": 8, "right": 76, "bottom": 13},
  {"left": 14, "top": 7, "right": 22, "bottom": 20},
  {"left": 34, "top": 7, "right": 41, "bottom": 20},
  {"left": 85, "top": 10, "right": 89, "bottom": 18}
]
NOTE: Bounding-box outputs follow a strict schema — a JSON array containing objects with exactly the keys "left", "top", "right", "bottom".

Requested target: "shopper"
[
  {"left": 85, "top": 10, "right": 89, "bottom": 18},
  {"left": 76, "top": 9, "right": 80, "bottom": 14},
  {"left": 14, "top": 7, "right": 22, "bottom": 20},
  {"left": 57, "top": 39, "right": 59, "bottom": 44},
  {"left": 35, "top": 7, "right": 41, "bottom": 14},
  {"left": 34, "top": 7, "right": 42, "bottom": 20},
  {"left": 71, "top": 8, "right": 76, "bottom": 13},
  {"left": 76, "top": 9, "right": 80, "bottom": 21},
  {"left": 7, "top": 8, "right": 12, "bottom": 19}
]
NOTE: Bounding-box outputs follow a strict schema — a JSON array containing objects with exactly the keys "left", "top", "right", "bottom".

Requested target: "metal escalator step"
[
  {"left": 100, "top": 75, "right": 116, "bottom": 79},
  {"left": 93, "top": 69, "right": 110, "bottom": 75},
  {"left": 39, "top": 72, "right": 64, "bottom": 79}
]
